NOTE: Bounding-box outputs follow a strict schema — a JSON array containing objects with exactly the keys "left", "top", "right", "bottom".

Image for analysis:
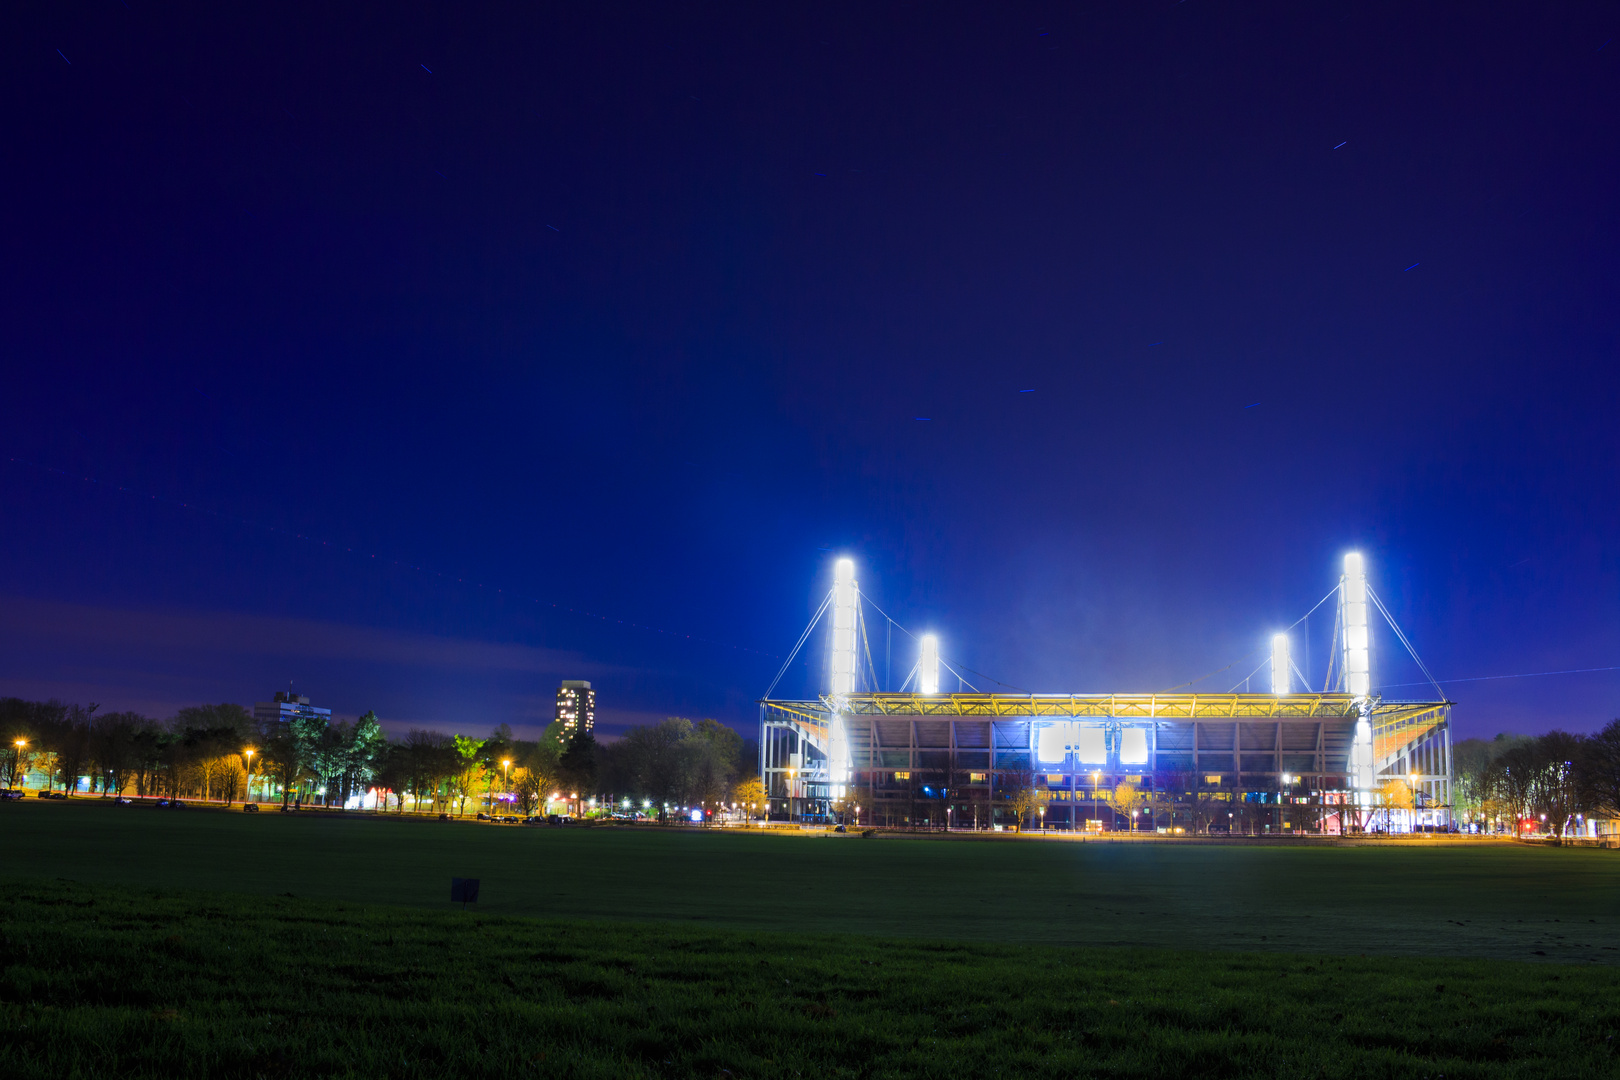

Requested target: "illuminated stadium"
[{"left": 759, "top": 555, "right": 1453, "bottom": 834}]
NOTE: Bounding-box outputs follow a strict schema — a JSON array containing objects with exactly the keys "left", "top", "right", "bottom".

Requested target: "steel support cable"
[
  {"left": 1227, "top": 656, "right": 1272, "bottom": 693},
  {"left": 859, "top": 595, "right": 1027, "bottom": 693},
  {"left": 1379, "top": 665, "right": 1620, "bottom": 690},
  {"left": 1163, "top": 584, "right": 1339, "bottom": 693},
  {"left": 939, "top": 659, "right": 982, "bottom": 694},
  {"left": 761, "top": 590, "right": 832, "bottom": 700},
  {"left": 1366, "top": 585, "right": 1445, "bottom": 700},
  {"left": 858, "top": 599, "right": 879, "bottom": 694}
]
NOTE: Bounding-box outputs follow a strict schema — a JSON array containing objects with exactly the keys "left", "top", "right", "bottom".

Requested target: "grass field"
[
  {"left": 3, "top": 799, "right": 1616, "bottom": 960},
  {"left": 3, "top": 799, "right": 1619, "bottom": 1078}
]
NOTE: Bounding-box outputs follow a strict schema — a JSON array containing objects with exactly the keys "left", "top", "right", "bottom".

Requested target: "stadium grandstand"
[{"left": 759, "top": 555, "right": 1452, "bottom": 834}]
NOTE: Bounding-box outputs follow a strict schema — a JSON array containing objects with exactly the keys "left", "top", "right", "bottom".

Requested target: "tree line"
[
  {"left": 0, "top": 697, "right": 759, "bottom": 819},
  {"left": 1452, "top": 722, "right": 1620, "bottom": 840}
]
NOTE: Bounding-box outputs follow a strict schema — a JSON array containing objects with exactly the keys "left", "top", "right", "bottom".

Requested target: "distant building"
[
  {"left": 253, "top": 690, "right": 332, "bottom": 729},
  {"left": 555, "top": 680, "right": 596, "bottom": 736}
]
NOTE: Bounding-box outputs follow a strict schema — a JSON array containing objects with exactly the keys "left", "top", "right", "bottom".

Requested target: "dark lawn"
[
  {"left": 3, "top": 798, "right": 1618, "bottom": 960},
  {"left": 3, "top": 879, "right": 1618, "bottom": 1080}
]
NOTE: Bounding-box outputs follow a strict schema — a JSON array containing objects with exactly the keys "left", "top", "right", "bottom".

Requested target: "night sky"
[{"left": 4, "top": 3, "right": 1617, "bottom": 741}]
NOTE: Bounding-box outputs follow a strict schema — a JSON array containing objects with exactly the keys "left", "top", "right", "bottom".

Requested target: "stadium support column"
[
  {"left": 1341, "top": 553, "right": 1374, "bottom": 822},
  {"left": 827, "top": 558, "right": 858, "bottom": 805},
  {"left": 1270, "top": 634, "right": 1290, "bottom": 695},
  {"left": 919, "top": 634, "right": 940, "bottom": 695}
]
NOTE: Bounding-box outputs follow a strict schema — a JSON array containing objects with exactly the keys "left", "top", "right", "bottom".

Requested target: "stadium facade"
[{"left": 759, "top": 556, "right": 1453, "bottom": 834}]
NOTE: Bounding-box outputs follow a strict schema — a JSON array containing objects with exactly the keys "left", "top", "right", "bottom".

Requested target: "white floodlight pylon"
[
  {"left": 1341, "top": 552, "right": 1371, "bottom": 698},
  {"left": 826, "top": 558, "right": 859, "bottom": 800},
  {"left": 1270, "top": 633, "right": 1290, "bottom": 695},
  {"left": 829, "top": 558, "right": 858, "bottom": 704},
  {"left": 1340, "top": 552, "right": 1376, "bottom": 806},
  {"left": 918, "top": 634, "right": 940, "bottom": 695}
]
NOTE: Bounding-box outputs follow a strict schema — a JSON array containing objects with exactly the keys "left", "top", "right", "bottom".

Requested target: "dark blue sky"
[{"left": 4, "top": 2, "right": 1617, "bottom": 741}]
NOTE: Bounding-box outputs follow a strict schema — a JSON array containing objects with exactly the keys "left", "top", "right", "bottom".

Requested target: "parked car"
[
  {"left": 1, "top": 790, "right": 24, "bottom": 800},
  {"left": 500, "top": 815, "right": 520, "bottom": 824},
  {"left": 111, "top": 797, "right": 132, "bottom": 805},
  {"left": 476, "top": 812, "right": 492, "bottom": 821},
  {"left": 154, "top": 799, "right": 169, "bottom": 808},
  {"left": 546, "top": 814, "right": 572, "bottom": 826},
  {"left": 242, "top": 803, "right": 260, "bottom": 813},
  {"left": 169, "top": 799, "right": 186, "bottom": 809}
]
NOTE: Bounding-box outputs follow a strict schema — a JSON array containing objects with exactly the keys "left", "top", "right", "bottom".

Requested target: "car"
[
  {"left": 154, "top": 799, "right": 170, "bottom": 808},
  {"left": 242, "top": 803, "right": 260, "bottom": 813},
  {"left": 1, "top": 790, "right": 24, "bottom": 800},
  {"left": 476, "top": 812, "right": 492, "bottom": 821},
  {"left": 501, "top": 815, "right": 520, "bottom": 824},
  {"left": 111, "top": 797, "right": 132, "bottom": 805},
  {"left": 834, "top": 824, "right": 847, "bottom": 833},
  {"left": 169, "top": 799, "right": 186, "bottom": 809}
]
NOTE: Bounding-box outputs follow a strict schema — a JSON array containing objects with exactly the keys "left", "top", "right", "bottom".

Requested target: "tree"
[
  {"left": 48, "top": 704, "right": 97, "bottom": 794},
  {"left": 343, "top": 710, "right": 389, "bottom": 804},
  {"left": 1191, "top": 787, "right": 1227, "bottom": 835},
  {"left": 403, "top": 729, "right": 457, "bottom": 812},
  {"left": 1377, "top": 779, "right": 1414, "bottom": 830},
  {"left": 1532, "top": 730, "right": 1586, "bottom": 842},
  {"left": 1003, "top": 769, "right": 1045, "bottom": 831},
  {"left": 559, "top": 729, "right": 599, "bottom": 805},
  {"left": 90, "top": 711, "right": 150, "bottom": 796},
  {"left": 1581, "top": 719, "right": 1620, "bottom": 821},
  {"left": 512, "top": 766, "right": 543, "bottom": 816},
  {"left": 1492, "top": 745, "right": 1538, "bottom": 832},
  {"left": 1112, "top": 781, "right": 1146, "bottom": 831},
  {"left": 1007, "top": 786, "right": 1046, "bottom": 831},
  {"left": 733, "top": 776, "right": 767, "bottom": 822},
  {"left": 620, "top": 718, "right": 694, "bottom": 818},
  {"left": 263, "top": 718, "right": 303, "bottom": 808},
  {"left": 451, "top": 735, "right": 485, "bottom": 816}
]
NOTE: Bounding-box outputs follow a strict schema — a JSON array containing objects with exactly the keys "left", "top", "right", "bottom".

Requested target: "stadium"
[{"left": 760, "top": 555, "right": 1453, "bottom": 834}]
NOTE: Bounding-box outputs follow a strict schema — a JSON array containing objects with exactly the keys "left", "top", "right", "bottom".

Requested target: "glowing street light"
[
  {"left": 242, "top": 748, "right": 255, "bottom": 804},
  {"left": 10, "top": 738, "right": 26, "bottom": 791}
]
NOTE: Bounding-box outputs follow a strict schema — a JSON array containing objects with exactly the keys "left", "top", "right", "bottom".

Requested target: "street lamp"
[
  {"left": 1407, "top": 771, "right": 1420, "bottom": 833},
  {"left": 501, "top": 759, "right": 512, "bottom": 813},
  {"left": 242, "top": 748, "right": 255, "bottom": 804},
  {"left": 10, "top": 739, "right": 25, "bottom": 790},
  {"left": 1091, "top": 770, "right": 1100, "bottom": 832},
  {"left": 1038, "top": 806, "right": 1045, "bottom": 832}
]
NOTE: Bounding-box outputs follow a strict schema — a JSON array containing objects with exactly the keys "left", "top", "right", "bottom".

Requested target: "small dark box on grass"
[{"left": 450, "top": 878, "right": 480, "bottom": 905}]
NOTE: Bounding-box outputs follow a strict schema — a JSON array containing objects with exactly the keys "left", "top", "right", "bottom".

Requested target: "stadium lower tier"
[{"left": 760, "top": 700, "right": 1452, "bottom": 831}]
